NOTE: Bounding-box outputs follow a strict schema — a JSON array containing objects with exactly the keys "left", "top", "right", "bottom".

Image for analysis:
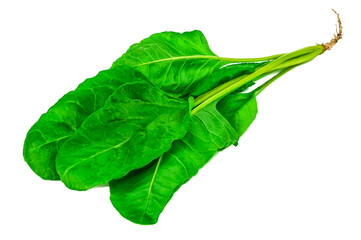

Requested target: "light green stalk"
[{"left": 192, "top": 45, "right": 325, "bottom": 115}]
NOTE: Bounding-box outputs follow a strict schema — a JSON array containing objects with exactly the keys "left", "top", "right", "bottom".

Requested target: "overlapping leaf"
[
  {"left": 56, "top": 80, "right": 192, "bottom": 190},
  {"left": 23, "top": 30, "right": 269, "bottom": 225},
  {"left": 109, "top": 92, "right": 257, "bottom": 224},
  {"left": 23, "top": 66, "right": 145, "bottom": 180},
  {"left": 24, "top": 31, "right": 262, "bottom": 181},
  {"left": 111, "top": 30, "right": 264, "bottom": 97}
]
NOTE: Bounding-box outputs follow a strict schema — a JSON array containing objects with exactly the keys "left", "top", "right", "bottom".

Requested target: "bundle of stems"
[{"left": 192, "top": 9, "right": 342, "bottom": 115}]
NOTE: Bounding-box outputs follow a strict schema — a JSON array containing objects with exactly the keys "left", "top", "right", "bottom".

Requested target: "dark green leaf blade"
[
  {"left": 112, "top": 30, "right": 263, "bottom": 97},
  {"left": 56, "top": 80, "right": 192, "bottom": 191},
  {"left": 109, "top": 92, "right": 257, "bottom": 224},
  {"left": 218, "top": 92, "right": 258, "bottom": 137},
  {"left": 189, "top": 63, "right": 261, "bottom": 96},
  {"left": 23, "top": 66, "right": 144, "bottom": 180}
]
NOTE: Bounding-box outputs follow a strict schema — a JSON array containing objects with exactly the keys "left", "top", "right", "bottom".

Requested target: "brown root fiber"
[{"left": 322, "top": 9, "right": 343, "bottom": 51}]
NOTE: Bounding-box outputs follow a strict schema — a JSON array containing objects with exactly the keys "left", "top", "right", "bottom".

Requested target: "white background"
[{"left": 1, "top": 0, "right": 360, "bottom": 239}]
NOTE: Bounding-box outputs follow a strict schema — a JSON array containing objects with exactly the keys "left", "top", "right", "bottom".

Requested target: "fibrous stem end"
[{"left": 321, "top": 9, "right": 343, "bottom": 51}]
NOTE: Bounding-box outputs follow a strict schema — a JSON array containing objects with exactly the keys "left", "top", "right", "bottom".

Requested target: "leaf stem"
[
  {"left": 191, "top": 45, "right": 324, "bottom": 115},
  {"left": 273, "top": 49, "right": 322, "bottom": 70},
  {"left": 253, "top": 66, "right": 297, "bottom": 96},
  {"left": 193, "top": 75, "right": 246, "bottom": 106}
]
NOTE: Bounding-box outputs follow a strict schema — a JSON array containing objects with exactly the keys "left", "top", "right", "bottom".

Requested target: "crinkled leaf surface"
[
  {"left": 56, "top": 80, "right": 192, "bottom": 191},
  {"left": 23, "top": 30, "right": 263, "bottom": 181},
  {"left": 112, "top": 30, "right": 263, "bottom": 97},
  {"left": 109, "top": 92, "right": 257, "bottom": 224},
  {"left": 23, "top": 66, "right": 144, "bottom": 180}
]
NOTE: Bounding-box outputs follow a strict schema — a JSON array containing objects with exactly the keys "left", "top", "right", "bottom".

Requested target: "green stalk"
[
  {"left": 193, "top": 75, "right": 246, "bottom": 106},
  {"left": 193, "top": 70, "right": 277, "bottom": 106},
  {"left": 191, "top": 8, "right": 343, "bottom": 115},
  {"left": 273, "top": 50, "right": 322, "bottom": 70},
  {"left": 253, "top": 66, "right": 297, "bottom": 96},
  {"left": 191, "top": 45, "right": 325, "bottom": 115}
]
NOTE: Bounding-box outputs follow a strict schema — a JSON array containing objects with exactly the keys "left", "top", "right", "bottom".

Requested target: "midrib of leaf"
[
  {"left": 141, "top": 154, "right": 163, "bottom": 222},
  {"left": 134, "top": 54, "right": 284, "bottom": 67},
  {"left": 29, "top": 134, "right": 73, "bottom": 152},
  {"left": 62, "top": 136, "right": 131, "bottom": 178},
  {"left": 169, "top": 152, "right": 190, "bottom": 178},
  {"left": 135, "top": 55, "right": 217, "bottom": 66},
  {"left": 141, "top": 145, "right": 192, "bottom": 222}
]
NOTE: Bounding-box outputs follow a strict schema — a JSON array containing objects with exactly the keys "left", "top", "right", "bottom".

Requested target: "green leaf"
[
  {"left": 23, "top": 30, "right": 263, "bottom": 181},
  {"left": 109, "top": 92, "right": 257, "bottom": 224},
  {"left": 111, "top": 30, "right": 263, "bottom": 97},
  {"left": 23, "top": 65, "right": 145, "bottom": 180},
  {"left": 218, "top": 92, "right": 258, "bottom": 137},
  {"left": 56, "top": 79, "right": 192, "bottom": 191},
  {"left": 189, "top": 63, "right": 260, "bottom": 96}
]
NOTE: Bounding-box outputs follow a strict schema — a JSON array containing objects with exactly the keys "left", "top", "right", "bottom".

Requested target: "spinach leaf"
[
  {"left": 111, "top": 30, "right": 264, "bottom": 97},
  {"left": 24, "top": 31, "right": 263, "bottom": 181},
  {"left": 109, "top": 92, "right": 257, "bottom": 224},
  {"left": 23, "top": 66, "right": 145, "bottom": 180},
  {"left": 55, "top": 79, "right": 192, "bottom": 191},
  {"left": 189, "top": 63, "right": 260, "bottom": 96},
  {"left": 218, "top": 92, "right": 258, "bottom": 137},
  {"left": 22, "top": 18, "right": 337, "bottom": 223}
]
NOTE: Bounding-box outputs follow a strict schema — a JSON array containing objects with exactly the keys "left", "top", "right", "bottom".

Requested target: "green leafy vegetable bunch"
[{"left": 23, "top": 11, "right": 342, "bottom": 224}]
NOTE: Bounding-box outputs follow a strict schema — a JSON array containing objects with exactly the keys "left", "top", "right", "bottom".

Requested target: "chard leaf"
[
  {"left": 111, "top": 30, "right": 263, "bottom": 97},
  {"left": 24, "top": 31, "right": 262, "bottom": 181},
  {"left": 218, "top": 92, "right": 258, "bottom": 137},
  {"left": 23, "top": 66, "right": 144, "bottom": 180},
  {"left": 109, "top": 92, "right": 257, "bottom": 224},
  {"left": 56, "top": 80, "right": 192, "bottom": 191},
  {"left": 189, "top": 64, "right": 259, "bottom": 96}
]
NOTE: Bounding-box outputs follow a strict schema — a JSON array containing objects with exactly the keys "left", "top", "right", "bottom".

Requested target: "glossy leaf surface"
[
  {"left": 56, "top": 80, "right": 192, "bottom": 190},
  {"left": 109, "top": 92, "right": 257, "bottom": 224},
  {"left": 23, "top": 66, "right": 144, "bottom": 180},
  {"left": 112, "top": 30, "right": 263, "bottom": 97}
]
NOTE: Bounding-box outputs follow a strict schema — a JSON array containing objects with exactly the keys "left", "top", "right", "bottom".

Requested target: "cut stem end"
[{"left": 321, "top": 9, "right": 343, "bottom": 51}]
